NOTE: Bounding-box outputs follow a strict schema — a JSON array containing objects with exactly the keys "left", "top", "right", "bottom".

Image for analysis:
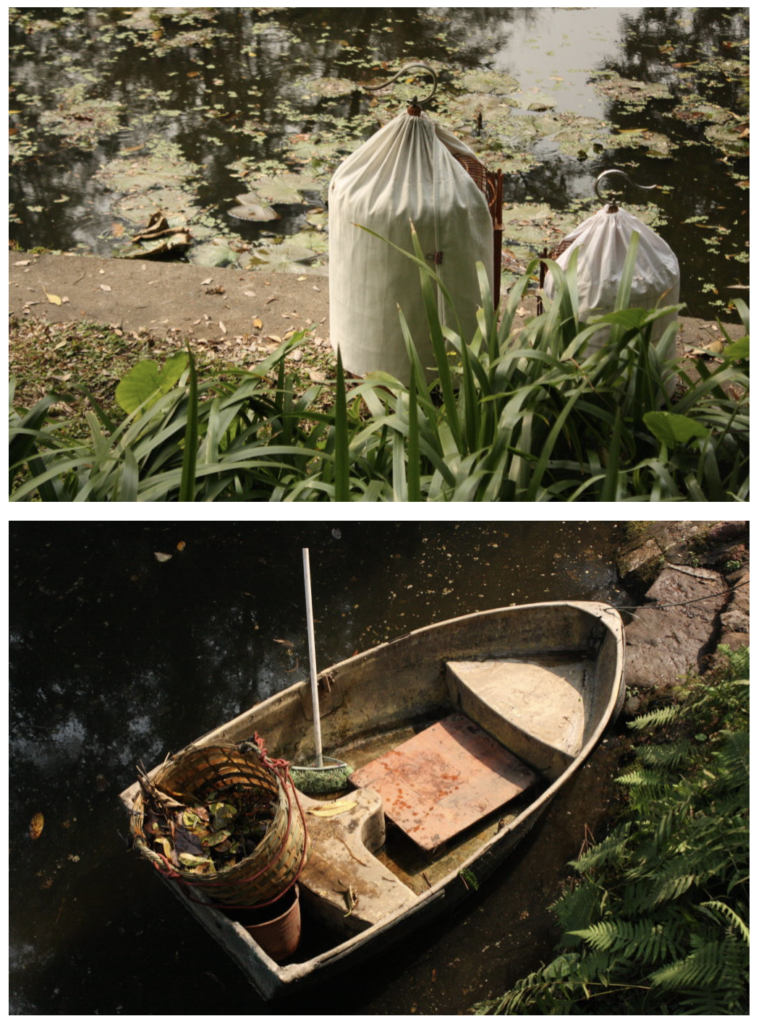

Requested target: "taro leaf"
[
  {"left": 721, "top": 337, "right": 749, "bottom": 361},
  {"left": 459, "top": 69, "right": 520, "bottom": 95},
  {"left": 189, "top": 240, "right": 241, "bottom": 267},
  {"left": 116, "top": 352, "right": 189, "bottom": 414},
  {"left": 229, "top": 195, "right": 281, "bottom": 222},
  {"left": 246, "top": 172, "right": 320, "bottom": 205},
  {"left": 644, "top": 411, "right": 710, "bottom": 449}
]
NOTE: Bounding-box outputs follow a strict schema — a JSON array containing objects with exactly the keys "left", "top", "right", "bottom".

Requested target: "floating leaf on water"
[
  {"left": 29, "top": 812, "right": 44, "bottom": 840},
  {"left": 115, "top": 188, "right": 198, "bottom": 224},
  {"left": 245, "top": 172, "right": 320, "bottom": 206},
  {"left": 293, "top": 75, "right": 357, "bottom": 98},
  {"left": 458, "top": 69, "right": 520, "bottom": 95},
  {"left": 189, "top": 239, "right": 240, "bottom": 267},
  {"left": 229, "top": 195, "right": 281, "bottom": 222},
  {"left": 154, "top": 552, "right": 173, "bottom": 562}
]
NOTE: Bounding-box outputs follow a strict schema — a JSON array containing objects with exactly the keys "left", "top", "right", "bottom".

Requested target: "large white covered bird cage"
[
  {"left": 541, "top": 169, "right": 681, "bottom": 362},
  {"left": 329, "top": 64, "right": 504, "bottom": 381}
]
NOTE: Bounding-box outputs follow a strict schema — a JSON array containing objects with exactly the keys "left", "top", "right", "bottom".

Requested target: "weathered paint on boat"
[{"left": 120, "top": 601, "right": 624, "bottom": 1000}]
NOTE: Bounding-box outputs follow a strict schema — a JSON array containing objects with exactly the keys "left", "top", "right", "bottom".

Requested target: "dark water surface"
[
  {"left": 9, "top": 7, "right": 749, "bottom": 321},
  {"left": 9, "top": 520, "right": 632, "bottom": 1014}
]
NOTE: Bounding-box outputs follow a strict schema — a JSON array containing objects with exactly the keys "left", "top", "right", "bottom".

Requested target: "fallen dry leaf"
[
  {"left": 99, "top": 284, "right": 112, "bottom": 292},
  {"left": 43, "top": 289, "right": 62, "bottom": 306},
  {"left": 30, "top": 812, "right": 44, "bottom": 840},
  {"left": 252, "top": 317, "right": 263, "bottom": 329},
  {"left": 219, "top": 321, "right": 226, "bottom": 335},
  {"left": 176, "top": 541, "right": 186, "bottom": 551},
  {"left": 154, "top": 551, "right": 173, "bottom": 563}
]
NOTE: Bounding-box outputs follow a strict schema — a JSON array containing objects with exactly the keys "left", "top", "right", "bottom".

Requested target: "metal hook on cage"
[
  {"left": 363, "top": 63, "right": 439, "bottom": 112},
  {"left": 595, "top": 169, "right": 660, "bottom": 210}
]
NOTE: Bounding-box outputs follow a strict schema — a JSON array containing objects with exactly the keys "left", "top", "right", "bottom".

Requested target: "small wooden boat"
[{"left": 120, "top": 601, "right": 624, "bottom": 1000}]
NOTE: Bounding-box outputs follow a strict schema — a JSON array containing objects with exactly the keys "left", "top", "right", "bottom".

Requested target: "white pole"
[{"left": 302, "top": 549, "right": 324, "bottom": 768}]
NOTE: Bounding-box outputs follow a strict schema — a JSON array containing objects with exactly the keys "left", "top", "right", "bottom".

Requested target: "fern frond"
[
  {"left": 699, "top": 900, "right": 750, "bottom": 944},
  {"left": 628, "top": 704, "right": 680, "bottom": 731}
]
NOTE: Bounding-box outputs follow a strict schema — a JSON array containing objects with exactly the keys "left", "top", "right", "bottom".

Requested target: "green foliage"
[
  {"left": 475, "top": 651, "right": 749, "bottom": 1015},
  {"left": 115, "top": 351, "right": 189, "bottom": 414},
  {"left": 8, "top": 231, "right": 749, "bottom": 501}
]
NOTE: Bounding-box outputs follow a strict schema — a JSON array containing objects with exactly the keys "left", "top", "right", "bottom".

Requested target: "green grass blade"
[{"left": 179, "top": 347, "right": 199, "bottom": 502}]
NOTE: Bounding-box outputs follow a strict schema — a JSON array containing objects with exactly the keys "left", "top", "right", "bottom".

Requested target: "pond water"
[
  {"left": 9, "top": 7, "right": 749, "bottom": 322},
  {"left": 10, "top": 520, "right": 629, "bottom": 1014}
]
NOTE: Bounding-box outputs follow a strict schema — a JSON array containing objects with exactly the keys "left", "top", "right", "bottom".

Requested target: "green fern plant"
[{"left": 476, "top": 650, "right": 749, "bottom": 1015}]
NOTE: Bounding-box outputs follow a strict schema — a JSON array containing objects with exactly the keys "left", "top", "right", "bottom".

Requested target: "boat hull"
[{"left": 120, "top": 601, "right": 624, "bottom": 1000}]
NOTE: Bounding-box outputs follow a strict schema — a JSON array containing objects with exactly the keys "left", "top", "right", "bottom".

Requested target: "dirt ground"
[{"left": 9, "top": 251, "right": 744, "bottom": 358}]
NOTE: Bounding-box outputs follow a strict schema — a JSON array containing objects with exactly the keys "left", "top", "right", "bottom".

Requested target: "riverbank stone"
[{"left": 624, "top": 563, "right": 727, "bottom": 689}]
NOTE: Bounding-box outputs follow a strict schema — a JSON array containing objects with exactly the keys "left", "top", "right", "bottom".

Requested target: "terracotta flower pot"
[{"left": 242, "top": 886, "right": 301, "bottom": 963}]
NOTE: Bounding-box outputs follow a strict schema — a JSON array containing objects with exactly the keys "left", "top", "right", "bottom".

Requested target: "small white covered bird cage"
[
  {"left": 542, "top": 169, "right": 681, "bottom": 360},
  {"left": 329, "top": 64, "right": 503, "bottom": 381}
]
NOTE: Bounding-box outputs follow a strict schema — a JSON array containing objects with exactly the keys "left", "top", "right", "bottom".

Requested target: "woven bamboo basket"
[{"left": 131, "top": 744, "right": 309, "bottom": 908}]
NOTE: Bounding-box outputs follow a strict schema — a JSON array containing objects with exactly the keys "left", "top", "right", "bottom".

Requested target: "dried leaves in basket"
[{"left": 137, "top": 766, "right": 277, "bottom": 875}]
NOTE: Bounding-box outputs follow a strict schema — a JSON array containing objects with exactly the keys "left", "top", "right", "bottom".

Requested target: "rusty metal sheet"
[{"left": 350, "top": 713, "right": 537, "bottom": 852}]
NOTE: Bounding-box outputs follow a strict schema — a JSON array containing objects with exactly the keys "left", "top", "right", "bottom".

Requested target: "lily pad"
[
  {"left": 294, "top": 75, "right": 358, "bottom": 98},
  {"left": 115, "top": 188, "right": 198, "bottom": 223},
  {"left": 189, "top": 239, "right": 241, "bottom": 267},
  {"left": 593, "top": 74, "right": 672, "bottom": 108},
  {"left": 458, "top": 69, "right": 520, "bottom": 95},
  {"left": 40, "top": 83, "right": 123, "bottom": 149},
  {"left": 247, "top": 240, "right": 320, "bottom": 272},
  {"left": 95, "top": 141, "right": 197, "bottom": 192},
  {"left": 245, "top": 171, "right": 321, "bottom": 205},
  {"left": 228, "top": 195, "right": 281, "bottom": 222}
]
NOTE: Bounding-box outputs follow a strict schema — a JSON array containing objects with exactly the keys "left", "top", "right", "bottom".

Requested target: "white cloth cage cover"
[
  {"left": 544, "top": 204, "right": 681, "bottom": 360},
  {"left": 329, "top": 110, "right": 494, "bottom": 381}
]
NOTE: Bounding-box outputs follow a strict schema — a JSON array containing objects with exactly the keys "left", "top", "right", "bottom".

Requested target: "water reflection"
[
  {"left": 9, "top": 7, "right": 748, "bottom": 318},
  {"left": 10, "top": 520, "right": 628, "bottom": 1014}
]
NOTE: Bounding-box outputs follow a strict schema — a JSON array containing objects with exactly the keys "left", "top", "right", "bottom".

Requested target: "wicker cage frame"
[{"left": 131, "top": 744, "right": 309, "bottom": 908}]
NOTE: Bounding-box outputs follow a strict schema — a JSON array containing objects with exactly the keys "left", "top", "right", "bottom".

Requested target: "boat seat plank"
[
  {"left": 349, "top": 713, "right": 537, "bottom": 853},
  {"left": 299, "top": 787, "right": 416, "bottom": 936},
  {"left": 446, "top": 657, "right": 589, "bottom": 779}
]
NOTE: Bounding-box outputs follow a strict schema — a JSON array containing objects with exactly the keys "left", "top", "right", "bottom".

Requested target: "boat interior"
[{"left": 275, "top": 648, "right": 602, "bottom": 956}]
